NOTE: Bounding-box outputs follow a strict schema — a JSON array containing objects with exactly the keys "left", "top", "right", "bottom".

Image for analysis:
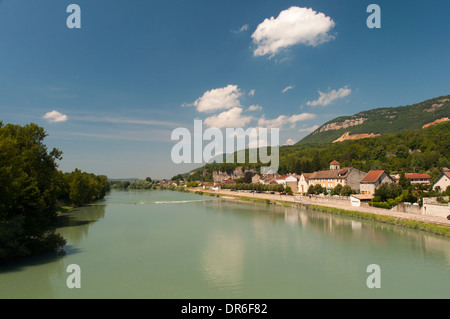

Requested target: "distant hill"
[{"left": 297, "top": 95, "right": 450, "bottom": 145}]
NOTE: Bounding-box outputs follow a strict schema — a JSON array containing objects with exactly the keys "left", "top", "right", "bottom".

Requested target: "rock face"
[
  {"left": 424, "top": 98, "right": 450, "bottom": 112},
  {"left": 332, "top": 131, "right": 380, "bottom": 143},
  {"left": 422, "top": 117, "right": 450, "bottom": 129},
  {"left": 315, "top": 117, "right": 367, "bottom": 134}
]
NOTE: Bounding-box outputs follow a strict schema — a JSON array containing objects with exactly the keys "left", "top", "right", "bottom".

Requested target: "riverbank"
[{"left": 186, "top": 188, "right": 450, "bottom": 237}]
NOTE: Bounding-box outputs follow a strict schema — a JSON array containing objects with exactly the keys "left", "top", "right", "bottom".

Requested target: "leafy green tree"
[
  {"left": 0, "top": 122, "right": 66, "bottom": 262},
  {"left": 243, "top": 171, "right": 253, "bottom": 184},
  {"left": 340, "top": 185, "right": 353, "bottom": 197},
  {"left": 398, "top": 172, "right": 411, "bottom": 189},
  {"left": 331, "top": 184, "right": 343, "bottom": 196}
]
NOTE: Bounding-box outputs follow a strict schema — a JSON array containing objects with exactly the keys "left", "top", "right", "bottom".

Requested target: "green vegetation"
[
  {"left": 0, "top": 122, "right": 109, "bottom": 263},
  {"left": 189, "top": 121, "right": 450, "bottom": 179},
  {"left": 298, "top": 95, "right": 450, "bottom": 145},
  {"left": 221, "top": 183, "right": 285, "bottom": 192}
]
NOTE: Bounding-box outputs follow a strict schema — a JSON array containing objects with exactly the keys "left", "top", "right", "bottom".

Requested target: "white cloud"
[
  {"left": 204, "top": 107, "right": 253, "bottom": 128},
  {"left": 298, "top": 125, "right": 319, "bottom": 132},
  {"left": 257, "top": 112, "right": 316, "bottom": 128},
  {"left": 284, "top": 138, "right": 296, "bottom": 146},
  {"left": 282, "top": 85, "right": 294, "bottom": 93},
  {"left": 248, "top": 89, "right": 255, "bottom": 96},
  {"left": 189, "top": 85, "right": 242, "bottom": 113},
  {"left": 306, "top": 86, "right": 351, "bottom": 106},
  {"left": 42, "top": 110, "right": 68, "bottom": 123},
  {"left": 232, "top": 24, "right": 249, "bottom": 33},
  {"left": 248, "top": 104, "right": 262, "bottom": 111},
  {"left": 252, "top": 6, "right": 335, "bottom": 58}
]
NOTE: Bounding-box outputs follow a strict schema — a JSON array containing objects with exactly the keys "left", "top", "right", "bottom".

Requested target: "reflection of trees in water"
[
  {"left": 55, "top": 205, "right": 106, "bottom": 246},
  {"left": 205, "top": 199, "right": 450, "bottom": 264},
  {"left": 302, "top": 209, "right": 450, "bottom": 263},
  {"left": 0, "top": 246, "right": 73, "bottom": 298}
]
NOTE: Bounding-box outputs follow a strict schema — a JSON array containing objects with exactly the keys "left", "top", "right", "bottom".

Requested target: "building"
[
  {"left": 433, "top": 172, "right": 450, "bottom": 192},
  {"left": 252, "top": 174, "right": 261, "bottom": 184},
  {"left": 360, "top": 170, "right": 395, "bottom": 196},
  {"left": 276, "top": 174, "right": 299, "bottom": 192},
  {"left": 307, "top": 161, "right": 366, "bottom": 191},
  {"left": 404, "top": 173, "right": 431, "bottom": 185},
  {"left": 350, "top": 194, "right": 375, "bottom": 207},
  {"left": 298, "top": 173, "right": 312, "bottom": 194}
]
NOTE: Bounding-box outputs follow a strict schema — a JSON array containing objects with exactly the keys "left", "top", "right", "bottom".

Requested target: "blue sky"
[{"left": 1, "top": 0, "right": 449, "bottom": 179}]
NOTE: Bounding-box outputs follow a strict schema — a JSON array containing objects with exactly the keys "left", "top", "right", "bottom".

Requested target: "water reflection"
[
  {"left": 55, "top": 204, "right": 106, "bottom": 246},
  {"left": 0, "top": 204, "right": 106, "bottom": 298},
  {"left": 206, "top": 199, "right": 450, "bottom": 267}
]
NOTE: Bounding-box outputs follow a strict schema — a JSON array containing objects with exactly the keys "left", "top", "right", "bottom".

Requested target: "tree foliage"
[{"left": 0, "top": 122, "right": 110, "bottom": 263}]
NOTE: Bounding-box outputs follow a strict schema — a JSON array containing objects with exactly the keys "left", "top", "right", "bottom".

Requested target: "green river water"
[{"left": 1, "top": 190, "right": 449, "bottom": 299}]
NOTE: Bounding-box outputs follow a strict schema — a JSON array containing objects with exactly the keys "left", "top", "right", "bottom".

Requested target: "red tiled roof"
[
  {"left": 405, "top": 173, "right": 431, "bottom": 180},
  {"left": 277, "top": 175, "right": 290, "bottom": 180},
  {"left": 330, "top": 160, "right": 340, "bottom": 165},
  {"left": 360, "top": 170, "right": 386, "bottom": 183},
  {"left": 302, "top": 173, "right": 313, "bottom": 180}
]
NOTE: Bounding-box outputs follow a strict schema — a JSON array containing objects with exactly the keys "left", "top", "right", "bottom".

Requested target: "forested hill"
[
  {"left": 187, "top": 121, "right": 450, "bottom": 181},
  {"left": 297, "top": 95, "right": 450, "bottom": 145}
]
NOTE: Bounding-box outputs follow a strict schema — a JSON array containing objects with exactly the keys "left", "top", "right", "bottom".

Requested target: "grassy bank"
[{"left": 187, "top": 188, "right": 450, "bottom": 238}]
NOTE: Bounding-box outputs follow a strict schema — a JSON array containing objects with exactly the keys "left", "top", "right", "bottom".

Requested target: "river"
[{"left": 1, "top": 190, "right": 449, "bottom": 298}]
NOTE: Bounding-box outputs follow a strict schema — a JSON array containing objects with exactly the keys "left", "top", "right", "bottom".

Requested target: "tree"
[
  {"left": 313, "top": 184, "right": 324, "bottom": 195},
  {"left": 145, "top": 177, "right": 152, "bottom": 183},
  {"left": 0, "top": 123, "right": 66, "bottom": 262},
  {"left": 331, "top": 184, "right": 343, "bottom": 196},
  {"left": 340, "top": 185, "right": 353, "bottom": 197},
  {"left": 243, "top": 171, "right": 253, "bottom": 184},
  {"left": 398, "top": 172, "right": 411, "bottom": 189}
]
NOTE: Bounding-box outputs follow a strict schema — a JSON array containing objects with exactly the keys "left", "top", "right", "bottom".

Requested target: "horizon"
[{"left": 1, "top": 0, "right": 449, "bottom": 179}]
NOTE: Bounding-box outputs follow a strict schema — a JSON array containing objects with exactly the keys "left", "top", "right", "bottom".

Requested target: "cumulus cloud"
[
  {"left": 306, "top": 86, "right": 351, "bottom": 106},
  {"left": 42, "top": 110, "right": 68, "bottom": 123},
  {"left": 284, "top": 138, "right": 296, "bottom": 146},
  {"left": 189, "top": 85, "right": 242, "bottom": 113},
  {"left": 298, "top": 125, "right": 320, "bottom": 132},
  {"left": 248, "top": 89, "right": 255, "bottom": 96},
  {"left": 252, "top": 6, "right": 335, "bottom": 58},
  {"left": 257, "top": 112, "right": 316, "bottom": 128},
  {"left": 204, "top": 107, "right": 253, "bottom": 128},
  {"left": 282, "top": 85, "right": 294, "bottom": 93},
  {"left": 248, "top": 104, "right": 262, "bottom": 111}
]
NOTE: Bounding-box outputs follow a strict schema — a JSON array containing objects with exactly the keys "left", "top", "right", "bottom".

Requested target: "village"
[{"left": 162, "top": 160, "right": 450, "bottom": 221}]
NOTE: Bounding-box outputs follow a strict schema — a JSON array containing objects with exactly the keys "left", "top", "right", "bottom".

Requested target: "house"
[
  {"left": 433, "top": 172, "right": 450, "bottom": 193},
  {"left": 350, "top": 194, "right": 375, "bottom": 207},
  {"left": 360, "top": 170, "right": 395, "bottom": 196},
  {"left": 252, "top": 174, "right": 261, "bottom": 184},
  {"left": 202, "top": 183, "right": 214, "bottom": 189},
  {"left": 261, "top": 176, "right": 276, "bottom": 185},
  {"left": 221, "top": 177, "right": 236, "bottom": 184},
  {"left": 276, "top": 174, "right": 299, "bottom": 192},
  {"left": 404, "top": 173, "right": 431, "bottom": 185},
  {"left": 307, "top": 161, "right": 367, "bottom": 191},
  {"left": 298, "top": 173, "right": 313, "bottom": 194}
]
